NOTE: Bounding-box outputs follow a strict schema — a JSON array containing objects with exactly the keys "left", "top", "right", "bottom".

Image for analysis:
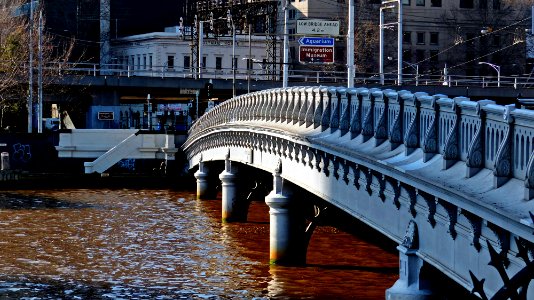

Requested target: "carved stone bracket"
[
  {"left": 442, "top": 103, "right": 460, "bottom": 170},
  {"left": 362, "top": 95, "right": 375, "bottom": 143},
  {"left": 438, "top": 200, "right": 457, "bottom": 240},
  {"left": 493, "top": 122, "right": 513, "bottom": 188},
  {"left": 374, "top": 92, "right": 389, "bottom": 147},
  {"left": 419, "top": 191, "right": 437, "bottom": 228},
  {"left": 332, "top": 155, "right": 341, "bottom": 180},
  {"left": 407, "top": 187, "right": 417, "bottom": 218},
  {"left": 342, "top": 160, "right": 351, "bottom": 185},
  {"left": 392, "top": 180, "right": 401, "bottom": 210},
  {"left": 350, "top": 90, "right": 364, "bottom": 139},
  {"left": 330, "top": 88, "right": 342, "bottom": 133},
  {"left": 321, "top": 88, "right": 333, "bottom": 131},
  {"left": 352, "top": 163, "right": 361, "bottom": 190},
  {"left": 389, "top": 98, "right": 404, "bottom": 150},
  {"left": 339, "top": 89, "right": 352, "bottom": 137},
  {"left": 313, "top": 88, "right": 325, "bottom": 129},
  {"left": 364, "top": 167, "right": 373, "bottom": 195},
  {"left": 378, "top": 174, "right": 387, "bottom": 202},
  {"left": 461, "top": 209, "right": 482, "bottom": 252},
  {"left": 403, "top": 95, "right": 420, "bottom": 156},
  {"left": 466, "top": 114, "right": 485, "bottom": 178}
]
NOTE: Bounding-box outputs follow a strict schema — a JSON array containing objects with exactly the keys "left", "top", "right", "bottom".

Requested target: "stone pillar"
[
  {"left": 219, "top": 157, "right": 237, "bottom": 223},
  {"left": 265, "top": 160, "right": 303, "bottom": 265},
  {"left": 194, "top": 159, "right": 209, "bottom": 200},
  {"left": 386, "top": 221, "right": 433, "bottom": 300}
]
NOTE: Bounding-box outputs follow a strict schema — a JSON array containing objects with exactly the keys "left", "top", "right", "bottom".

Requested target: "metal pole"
[
  {"left": 198, "top": 21, "right": 203, "bottom": 79},
  {"left": 28, "top": 0, "right": 33, "bottom": 133},
  {"left": 232, "top": 24, "right": 236, "bottom": 98},
  {"left": 415, "top": 64, "right": 419, "bottom": 86},
  {"left": 248, "top": 24, "right": 251, "bottom": 93},
  {"left": 379, "top": 7, "right": 384, "bottom": 85},
  {"left": 397, "top": 0, "right": 402, "bottom": 86},
  {"left": 195, "top": 90, "right": 199, "bottom": 120},
  {"left": 282, "top": 0, "right": 289, "bottom": 88},
  {"left": 347, "top": 0, "right": 355, "bottom": 88},
  {"left": 38, "top": 10, "right": 43, "bottom": 133}
]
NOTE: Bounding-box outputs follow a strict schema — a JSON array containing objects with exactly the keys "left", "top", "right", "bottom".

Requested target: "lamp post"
[
  {"left": 379, "top": 0, "right": 402, "bottom": 86},
  {"left": 347, "top": 0, "right": 355, "bottom": 88},
  {"left": 478, "top": 61, "right": 501, "bottom": 87},
  {"left": 227, "top": 10, "right": 236, "bottom": 98},
  {"left": 282, "top": 0, "right": 289, "bottom": 88}
]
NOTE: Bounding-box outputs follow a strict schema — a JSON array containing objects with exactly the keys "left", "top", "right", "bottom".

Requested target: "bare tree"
[{"left": 0, "top": 0, "right": 74, "bottom": 131}]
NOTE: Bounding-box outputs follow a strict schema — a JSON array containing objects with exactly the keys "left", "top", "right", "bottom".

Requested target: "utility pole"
[
  {"left": 397, "top": 0, "right": 403, "bottom": 86},
  {"left": 282, "top": 0, "right": 289, "bottom": 88},
  {"left": 38, "top": 10, "right": 43, "bottom": 133},
  {"left": 27, "top": 0, "right": 34, "bottom": 133},
  {"left": 248, "top": 24, "right": 252, "bottom": 93},
  {"left": 347, "top": 0, "right": 355, "bottom": 88},
  {"left": 227, "top": 10, "right": 236, "bottom": 98}
]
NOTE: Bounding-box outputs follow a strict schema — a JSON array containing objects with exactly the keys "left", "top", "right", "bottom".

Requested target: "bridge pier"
[
  {"left": 265, "top": 163, "right": 304, "bottom": 265},
  {"left": 386, "top": 221, "right": 433, "bottom": 300},
  {"left": 194, "top": 160, "right": 210, "bottom": 200},
  {"left": 219, "top": 157, "right": 241, "bottom": 222}
]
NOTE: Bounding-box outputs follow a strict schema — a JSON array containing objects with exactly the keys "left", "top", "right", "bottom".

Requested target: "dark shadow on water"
[
  {"left": 305, "top": 263, "right": 398, "bottom": 274},
  {"left": 0, "top": 193, "right": 94, "bottom": 210}
]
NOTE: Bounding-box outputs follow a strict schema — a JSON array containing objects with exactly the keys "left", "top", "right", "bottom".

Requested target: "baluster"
[
  {"left": 339, "top": 88, "right": 352, "bottom": 136},
  {"left": 403, "top": 93, "right": 418, "bottom": 155},
  {"left": 298, "top": 87, "right": 308, "bottom": 126},
  {"left": 313, "top": 87, "right": 327, "bottom": 129},
  {"left": 349, "top": 88, "right": 366, "bottom": 139},
  {"left": 420, "top": 95, "right": 438, "bottom": 163},
  {"left": 466, "top": 100, "right": 494, "bottom": 178},
  {"left": 304, "top": 87, "right": 316, "bottom": 128},
  {"left": 373, "top": 90, "right": 388, "bottom": 146},
  {"left": 321, "top": 87, "right": 337, "bottom": 131},
  {"left": 279, "top": 88, "right": 289, "bottom": 123},
  {"left": 387, "top": 91, "right": 403, "bottom": 150},
  {"left": 493, "top": 104, "right": 516, "bottom": 188}
]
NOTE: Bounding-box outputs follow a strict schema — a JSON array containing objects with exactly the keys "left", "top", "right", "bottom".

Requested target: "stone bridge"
[{"left": 182, "top": 86, "right": 534, "bottom": 299}]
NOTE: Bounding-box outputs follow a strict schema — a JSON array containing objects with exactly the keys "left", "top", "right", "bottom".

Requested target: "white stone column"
[
  {"left": 219, "top": 157, "right": 237, "bottom": 223},
  {"left": 265, "top": 161, "right": 300, "bottom": 265},
  {"left": 194, "top": 160, "right": 209, "bottom": 200}
]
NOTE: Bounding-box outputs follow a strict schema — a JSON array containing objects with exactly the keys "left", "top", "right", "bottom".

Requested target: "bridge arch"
[{"left": 183, "top": 86, "right": 534, "bottom": 299}]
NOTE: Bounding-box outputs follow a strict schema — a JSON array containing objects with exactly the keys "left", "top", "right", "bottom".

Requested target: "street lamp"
[
  {"left": 379, "top": 0, "right": 402, "bottom": 86},
  {"left": 478, "top": 61, "right": 501, "bottom": 87}
]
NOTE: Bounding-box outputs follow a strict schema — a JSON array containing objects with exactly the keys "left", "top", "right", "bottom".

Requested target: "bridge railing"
[
  {"left": 187, "top": 86, "right": 534, "bottom": 199},
  {"left": 0, "top": 59, "right": 529, "bottom": 88}
]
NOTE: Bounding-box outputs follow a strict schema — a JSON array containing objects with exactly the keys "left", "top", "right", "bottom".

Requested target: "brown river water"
[{"left": 0, "top": 188, "right": 468, "bottom": 299}]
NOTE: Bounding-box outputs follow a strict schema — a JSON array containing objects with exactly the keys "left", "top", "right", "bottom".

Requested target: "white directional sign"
[
  {"left": 296, "top": 19, "right": 340, "bottom": 36},
  {"left": 298, "top": 37, "right": 335, "bottom": 47}
]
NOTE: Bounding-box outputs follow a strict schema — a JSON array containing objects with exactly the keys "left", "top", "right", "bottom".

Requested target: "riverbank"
[{"left": 0, "top": 170, "right": 196, "bottom": 190}]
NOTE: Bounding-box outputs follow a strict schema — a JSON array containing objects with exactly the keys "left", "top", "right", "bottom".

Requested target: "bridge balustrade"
[{"left": 188, "top": 85, "right": 534, "bottom": 199}]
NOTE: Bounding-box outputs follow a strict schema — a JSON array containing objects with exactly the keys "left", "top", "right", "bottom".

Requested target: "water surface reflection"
[{"left": 0, "top": 189, "right": 398, "bottom": 299}]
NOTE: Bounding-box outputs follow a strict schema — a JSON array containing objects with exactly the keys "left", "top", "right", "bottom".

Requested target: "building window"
[
  {"left": 130, "top": 56, "right": 134, "bottom": 69},
  {"left": 493, "top": 0, "right": 500, "bottom": 9},
  {"left": 262, "top": 58, "right": 268, "bottom": 69},
  {"left": 289, "top": 9, "right": 296, "bottom": 20},
  {"left": 202, "top": 56, "right": 206, "bottom": 69},
  {"left": 215, "top": 57, "right": 222, "bottom": 70},
  {"left": 137, "top": 55, "right": 141, "bottom": 70},
  {"left": 143, "top": 55, "right": 147, "bottom": 70},
  {"left": 402, "top": 0, "right": 410, "bottom": 5},
  {"left": 403, "top": 31, "right": 411, "bottom": 44},
  {"left": 479, "top": 0, "right": 487, "bottom": 8},
  {"left": 430, "top": 50, "right": 439, "bottom": 63},
  {"left": 492, "top": 35, "right": 501, "bottom": 47},
  {"left": 402, "top": 50, "right": 412, "bottom": 62},
  {"left": 430, "top": 32, "right": 439, "bottom": 45},
  {"left": 417, "top": 32, "right": 425, "bottom": 45},
  {"left": 416, "top": 49, "right": 425, "bottom": 62},
  {"left": 184, "top": 55, "right": 190, "bottom": 69},
  {"left": 167, "top": 56, "right": 174, "bottom": 69},
  {"left": 149, "top": 55, "right": 153, "bottom": 70},
  {"left": 459, "top": 0, "right": 474, "bottom": 8},
  {"left": 416, "top": 0, "right": 425, "bottom": 6},
  {"left": 430, "top": 0, "right": 441, "bottom": 6},
  {"left": 246, "top": 58, "right": 253, "bottom": 70},
  {"left": 233, "top": 57, "right": 238, "bottom": 70}
]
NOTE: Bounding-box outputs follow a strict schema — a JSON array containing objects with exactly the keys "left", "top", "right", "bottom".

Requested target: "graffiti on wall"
[
  {"left": 12, "top": 143, "right": 31, "bottom": 163},
  {"left": 117, "top": 159, "right": 135, "bottom": 171}
]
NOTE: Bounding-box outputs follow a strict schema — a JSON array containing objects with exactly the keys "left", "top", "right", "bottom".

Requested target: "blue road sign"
[{"left": 298, "top": 37, "right": 335, "bottom": 47}]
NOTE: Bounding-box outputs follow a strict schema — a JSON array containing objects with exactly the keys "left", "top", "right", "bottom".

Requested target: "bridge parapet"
[
  {"left": 187, "top": 86, "right": 534, "bottom": 199},
  {"left": 184, "top": 86, "right": 534, "bottom": 297}
]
